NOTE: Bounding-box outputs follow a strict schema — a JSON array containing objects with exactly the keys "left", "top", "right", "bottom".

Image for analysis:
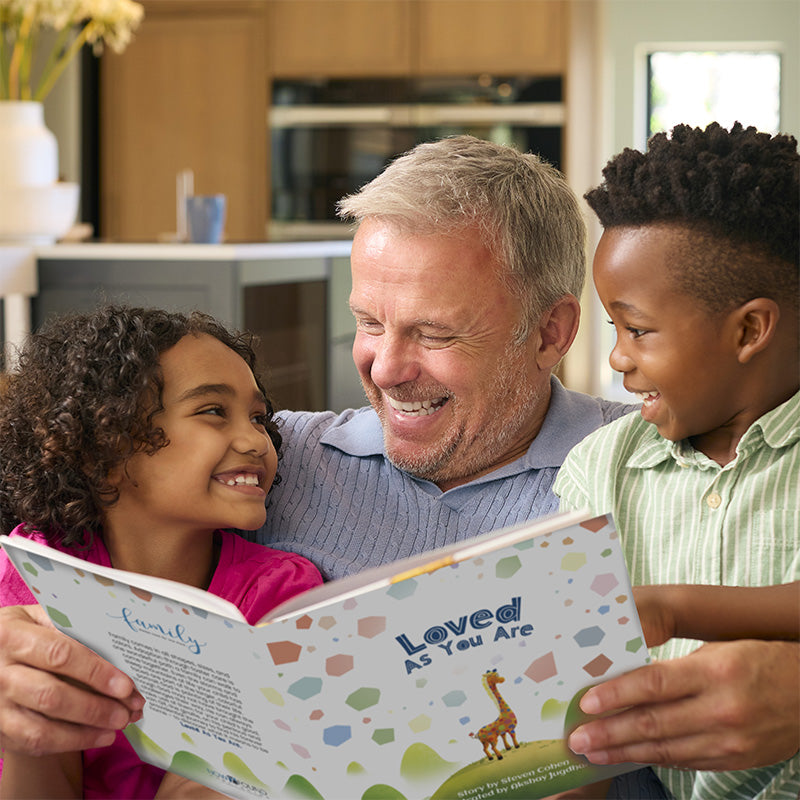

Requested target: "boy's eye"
[
  {"left": 200, "top": 406, "right": 224, "bottom": 417},
  {"left": 627, "top": 326, "right": 647, "bottom": 338}
]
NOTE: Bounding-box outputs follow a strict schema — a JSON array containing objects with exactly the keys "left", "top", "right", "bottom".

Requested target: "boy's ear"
[
  {"left": 734, "top": 298, "right": 780, "bottom": 364},
  {"left": 534, "top": 294, "right": 581, "bottom": 370}
]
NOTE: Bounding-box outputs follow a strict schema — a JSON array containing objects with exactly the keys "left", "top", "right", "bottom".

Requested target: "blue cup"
[{"left": 186, "top": 194, "right": 226, "bottom": 243}]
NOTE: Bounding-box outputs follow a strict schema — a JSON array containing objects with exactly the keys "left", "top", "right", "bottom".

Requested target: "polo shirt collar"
[{"left": 320, "top": 376, "right": 620, "bottom": 480}]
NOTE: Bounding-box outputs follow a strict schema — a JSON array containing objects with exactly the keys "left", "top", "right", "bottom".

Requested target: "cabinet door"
[
  {"left": 101, "top": 1, "right": 268, "bottom": 242},
  {"left": 415, "top": 0, "right": 567, "bottom": 75},
  {"left": 269, "top": 0, "right": 412, "bottom": 77}
]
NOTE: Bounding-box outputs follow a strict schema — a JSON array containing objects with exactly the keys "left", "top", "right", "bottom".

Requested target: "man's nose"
[{"left": 366, "top": 333, "right": 421, "bottom": 388}]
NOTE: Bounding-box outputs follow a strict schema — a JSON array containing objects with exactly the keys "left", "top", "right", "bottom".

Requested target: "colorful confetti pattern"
[{"left": 2, "top": 514, "right": 650, "bottom": 799}]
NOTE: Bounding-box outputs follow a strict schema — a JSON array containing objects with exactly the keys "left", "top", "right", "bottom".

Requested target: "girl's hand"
[{"left": 156, "top": 772, "right": 230, "bottom": 798}]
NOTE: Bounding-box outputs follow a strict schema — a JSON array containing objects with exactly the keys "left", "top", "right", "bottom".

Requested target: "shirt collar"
[
  {"left": 320, "top": 376, "right": 627, "bottom": 478},
  {"left": 626, "top": 388, "right": 800, "bottom": 470}
]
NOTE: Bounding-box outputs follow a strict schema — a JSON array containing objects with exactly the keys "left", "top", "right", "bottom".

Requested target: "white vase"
[{"left": 0, "top": 100, "right": 79, "bottom": 244}]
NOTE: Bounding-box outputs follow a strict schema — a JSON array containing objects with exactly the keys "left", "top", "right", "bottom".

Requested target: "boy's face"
[
  {"left": 593, "top": 225, "right": 746, "bottom": 455},
  {"left": 110, "top": 333, "right": 277, "bottom": 539}
]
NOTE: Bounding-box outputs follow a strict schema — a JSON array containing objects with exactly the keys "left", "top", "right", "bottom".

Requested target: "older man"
[
  {"left": 0, "top": 137, "right": 796, "bottom": 792},
  {"left": 251, "top": 136, "right": 624, "bottom": 580}
]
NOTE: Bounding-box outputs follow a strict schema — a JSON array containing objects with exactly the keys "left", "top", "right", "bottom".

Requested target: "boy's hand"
[
  {"left": 568, "top": 639, "right": 800, "bottom": 771},
  {"left": 0, "top": 604, "right": 144, "bottom": 756}
]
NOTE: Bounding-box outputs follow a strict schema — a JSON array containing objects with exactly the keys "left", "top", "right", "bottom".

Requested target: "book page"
[{"left": 1, "top": 512, "right": 650, "bottom": 800}]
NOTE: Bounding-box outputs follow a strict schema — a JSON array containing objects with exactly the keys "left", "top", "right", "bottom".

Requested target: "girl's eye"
[
  {"left": 200, "top": 406, "right": 224, "bottom": 417},
  {"left": 252, "top": 413, "right": 269, "bottom": 428}
]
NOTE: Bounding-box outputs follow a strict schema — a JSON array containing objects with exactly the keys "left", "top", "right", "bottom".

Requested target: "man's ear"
[
  {"left": 534, "top": 294, "right": 581, "bottom": 370},
  {"left": 735, "top": 298, "right": 780, "bottom": 364}
]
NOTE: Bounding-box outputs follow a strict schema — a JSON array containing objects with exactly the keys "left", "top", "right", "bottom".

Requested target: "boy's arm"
[
  {"left": 635, "top": 581, "right": 800, "bottom": 647},
  {"left": 0, "top": 751, "right": 82, "bottom": 799}
]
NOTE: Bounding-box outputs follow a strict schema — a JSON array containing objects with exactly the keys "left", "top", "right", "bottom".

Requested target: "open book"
[{"left": 1, "top": 510, "right": 650, "bottom": 799}]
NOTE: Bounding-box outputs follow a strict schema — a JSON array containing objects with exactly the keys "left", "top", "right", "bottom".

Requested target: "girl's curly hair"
[
  {"left": 585, "top": 122, "right": 799, "bottom": 312},
  {"left": 0, "top": 305, "right": 281, "bottom": 546}
]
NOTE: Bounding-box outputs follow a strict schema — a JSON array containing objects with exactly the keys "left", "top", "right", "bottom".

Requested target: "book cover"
[{"left": 1, "top": 510, "right": 650, "bottom": 799}]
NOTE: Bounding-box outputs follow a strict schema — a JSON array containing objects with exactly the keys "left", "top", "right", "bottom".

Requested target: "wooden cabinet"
[
  {"left": 267, "top": 0, "right": 567, "bottom": 78},
  {"left": 99, "top": 0, "right": 568, "bottom": 242},
  {"left": 101, "top": 1, "right": 268, "bottom": 242},
  {"left": 268, "top": 0, "right": 412, "bottom": 78},
  {"left": 415, "top": 0, "right": 567, "bottom": 75}
]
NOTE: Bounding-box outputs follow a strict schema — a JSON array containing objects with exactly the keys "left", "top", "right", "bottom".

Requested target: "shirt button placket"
[{"left": 706, "top": 492, "right": 722, "bottom": 509}]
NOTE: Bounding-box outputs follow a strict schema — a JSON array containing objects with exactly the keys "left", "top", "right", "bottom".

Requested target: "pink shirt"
[{"left": 0, "top": 526, "right": 322, "bottom": 799}]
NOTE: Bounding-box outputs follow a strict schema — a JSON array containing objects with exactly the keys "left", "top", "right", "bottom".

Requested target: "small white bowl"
[{"left": 0, "top": 182, "right": 80, "bottom": 244}]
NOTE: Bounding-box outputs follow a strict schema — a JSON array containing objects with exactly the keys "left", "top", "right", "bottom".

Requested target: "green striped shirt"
[{"left": 555, "top": 389, "right": 800, "bottom": 800}]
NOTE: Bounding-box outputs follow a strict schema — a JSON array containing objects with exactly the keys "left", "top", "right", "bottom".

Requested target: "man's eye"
[
  {"left": 421, "top": 334, "right": 451, "bottom": 346},
  {"left": 356, "top": 319, "right": 383, "bottom": 334}
]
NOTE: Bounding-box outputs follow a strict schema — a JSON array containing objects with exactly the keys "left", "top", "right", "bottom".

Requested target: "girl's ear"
[
  {"left": 534, "top": 294, "right": 581, "bottom": 370},
  {"left": 735, "top": 298, "right": 780, "bottom": 364}
]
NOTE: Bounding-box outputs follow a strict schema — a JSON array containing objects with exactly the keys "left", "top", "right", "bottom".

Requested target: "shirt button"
[{"left": 706, "top": 493, "right": 722, "bottom": 509}]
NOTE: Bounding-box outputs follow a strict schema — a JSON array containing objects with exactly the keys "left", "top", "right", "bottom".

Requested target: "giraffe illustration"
[{"left": 469, "top": 669, "right": 520, "bottom": 761}]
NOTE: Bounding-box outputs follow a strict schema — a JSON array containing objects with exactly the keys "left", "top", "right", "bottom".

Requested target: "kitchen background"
[{"left": 39, "top": 0, "right": 800, "bottom": 410}]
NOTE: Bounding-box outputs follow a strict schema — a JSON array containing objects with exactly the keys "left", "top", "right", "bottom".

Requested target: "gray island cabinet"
[{"left": 27, "top": 241, "right": 358, "bottom": 412}]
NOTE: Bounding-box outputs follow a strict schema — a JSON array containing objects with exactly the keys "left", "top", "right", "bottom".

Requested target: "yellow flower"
[{"left": 0, "top": 0, "right": 144, "bottom": 100}]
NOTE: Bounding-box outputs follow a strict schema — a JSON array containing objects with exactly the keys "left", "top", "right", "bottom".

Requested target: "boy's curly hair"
[
  {"left": 0, "top": 306, "right": 280, "bottom": 546},
  {"left": 585, "top": 122, "right": 799, "bottom": 311}
]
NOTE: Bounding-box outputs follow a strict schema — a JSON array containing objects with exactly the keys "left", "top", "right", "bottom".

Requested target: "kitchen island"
[{"left": 1, "top": 240, "right": 359, "bottom": 411}]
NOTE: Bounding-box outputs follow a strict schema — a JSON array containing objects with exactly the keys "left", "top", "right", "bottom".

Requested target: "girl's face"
[{"left": 109, "top": 333, "right": 277, "bottom": 539}]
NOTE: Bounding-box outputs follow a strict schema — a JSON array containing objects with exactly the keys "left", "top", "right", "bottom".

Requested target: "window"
[{"left": 647, "top": 50, "right": 781, "bottom": 138}]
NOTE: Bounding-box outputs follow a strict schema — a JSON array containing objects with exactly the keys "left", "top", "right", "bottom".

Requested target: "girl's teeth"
[{"left": 225, "top": 474, "right": 259, "bottom": 486}]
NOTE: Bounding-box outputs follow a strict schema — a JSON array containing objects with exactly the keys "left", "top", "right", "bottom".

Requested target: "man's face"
[{"left": 349, "top": 218, "right": 552, "bottom": 490}]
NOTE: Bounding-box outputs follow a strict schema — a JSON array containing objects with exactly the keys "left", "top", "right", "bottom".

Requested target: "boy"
[{"left": 555, "top": 122, "right": 799, "bottom": 799}]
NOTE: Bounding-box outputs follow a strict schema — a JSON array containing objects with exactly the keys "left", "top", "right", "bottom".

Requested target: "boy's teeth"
[{"left": 636, "top": 391, "right": 659, "bottom": 404}]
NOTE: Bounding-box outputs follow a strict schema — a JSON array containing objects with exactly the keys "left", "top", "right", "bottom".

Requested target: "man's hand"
[
  {"left": 568, "top": 639, "right": 800, "bottom": 772},
  {"left": 0, "top": 604, "right": 144, "bottom": 756}
]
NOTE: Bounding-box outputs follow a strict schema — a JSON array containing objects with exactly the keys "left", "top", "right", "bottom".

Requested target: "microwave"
[{"left": 269, "top": 76, "right": 565, "bottom": 241}]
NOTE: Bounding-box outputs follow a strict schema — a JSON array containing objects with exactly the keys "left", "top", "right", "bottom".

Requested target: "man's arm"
[{"left": 0, "top": 605, "right": 144, "bottom": 756}]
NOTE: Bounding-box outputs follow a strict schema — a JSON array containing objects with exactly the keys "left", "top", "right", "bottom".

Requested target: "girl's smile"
[{"left": 103, "top": 333, "right": 277, "bottom": 580}]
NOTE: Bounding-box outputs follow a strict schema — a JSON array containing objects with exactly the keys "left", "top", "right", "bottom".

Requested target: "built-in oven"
[{"left": 269, "top": 75, "right": 565, "bottom": 241}]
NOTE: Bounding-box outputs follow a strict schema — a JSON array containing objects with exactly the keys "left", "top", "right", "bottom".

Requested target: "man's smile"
[{"left": 386, "top": 396, "right": 448, "bottom": 416}]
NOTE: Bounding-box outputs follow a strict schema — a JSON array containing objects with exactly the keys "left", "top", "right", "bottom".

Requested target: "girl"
[{"left": 0, "top": 305, "right": 323, "bottom": 799}]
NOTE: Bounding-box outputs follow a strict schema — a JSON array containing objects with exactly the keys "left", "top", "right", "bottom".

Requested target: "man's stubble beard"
[{"left": 364, "top": 340, "right": 547, "bottom": 487}]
